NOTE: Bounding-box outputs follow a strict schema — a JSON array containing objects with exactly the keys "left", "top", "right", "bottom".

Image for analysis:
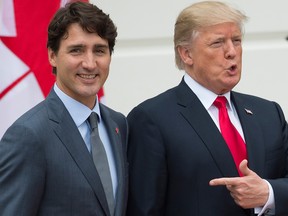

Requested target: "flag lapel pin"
[{"left": 244, "top": 108, "right": 253, "bottom": 115}]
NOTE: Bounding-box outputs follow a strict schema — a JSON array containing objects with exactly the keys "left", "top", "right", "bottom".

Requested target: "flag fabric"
[{"left": 0, "top": 0, "right": 104, "bottom": 138}]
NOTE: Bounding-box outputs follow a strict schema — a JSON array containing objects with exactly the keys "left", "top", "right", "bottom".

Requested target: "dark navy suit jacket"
[{"left": 127, "top": 78, "right": 288, "bottom": 216}]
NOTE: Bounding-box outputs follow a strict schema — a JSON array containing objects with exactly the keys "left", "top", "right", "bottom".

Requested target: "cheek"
[
  {"left": 98, "top": 58, "right": 111, "bottom": 71},
  {"left": 61, "top": 58, "right": 82, "bottom": 74}
]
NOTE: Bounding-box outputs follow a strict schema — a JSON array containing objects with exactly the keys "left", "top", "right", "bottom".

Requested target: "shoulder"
[
  {"left": 2, "top": 92, "right": 63, "bottom": 140},
  {"left": 11, "top": 100, "right": 47, "bottom": 129},
  {"left": 100, "top": 103, "right": 125, "bottom": 120},
  {"left": 130, "top": 79, "right": 191, "bottom": 113},
  {"left": 134, "top": 86, "right": 179, "bottom": 112},
  {"left": 0, "top": 101, "right": 48, "bottom": 161},
  {"left": 232, "top": 91, "right": 279, "bottom": 107},
  {"left": 232, "top": 91, "right": 286, "bottom": 118},
  {"left": 126, "top": 86, "right": 181, "bottom": 128},
  {"left": 99, "top": 103, "right": 127, "bottom": 130}
]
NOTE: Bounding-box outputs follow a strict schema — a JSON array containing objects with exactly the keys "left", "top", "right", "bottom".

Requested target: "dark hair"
[{"left": 47, "top": 2, "right": 117, "bottom": 73}]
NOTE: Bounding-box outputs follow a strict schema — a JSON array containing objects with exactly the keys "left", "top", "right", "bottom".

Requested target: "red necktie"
[{"left": 213, "top": 96, "right": 247, "bottom": 176}]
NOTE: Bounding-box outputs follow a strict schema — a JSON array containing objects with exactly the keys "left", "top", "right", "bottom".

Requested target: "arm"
[
  {"left": 209, "top": 160, "right": 269, "bottom": 209},
  {"left": 0, "top": 124, "right": 46, "bottom": 216},
  {"left": 266, "top": 102, "right": 288, "bottom": 215},
  {"left": 126, "top": 107, "right": 167, "bottom": 216},
  {"left": 210, "top": 102, "right": 288, "bottom": 215}
]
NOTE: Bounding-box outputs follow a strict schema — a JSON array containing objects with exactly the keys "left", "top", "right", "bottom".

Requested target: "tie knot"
[
  {"left": 88, "top": 112, "right": 98, "bottom": 130},
  {"left": 213, "top": 96, "right": 227, "bottom": 109}
]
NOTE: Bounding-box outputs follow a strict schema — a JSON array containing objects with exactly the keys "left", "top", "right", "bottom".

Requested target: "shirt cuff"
[{"left": 254, "top": 180, "right": 275, "bottom": 215}]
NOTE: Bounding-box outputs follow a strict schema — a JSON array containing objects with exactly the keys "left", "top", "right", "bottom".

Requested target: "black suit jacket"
[
  {"left": 127, "top": 79, "right": 288, "bottom": 216},
  {"left": 0, "top": 89, "right": 128, "bottom": 216}
]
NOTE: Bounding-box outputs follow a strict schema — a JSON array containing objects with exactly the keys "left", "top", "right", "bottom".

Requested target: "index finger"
[{"left": 209, "top": 177, "right": 239, "bottom": 186}]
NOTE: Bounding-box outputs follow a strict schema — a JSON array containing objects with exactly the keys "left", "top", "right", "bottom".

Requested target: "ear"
[
  {"left": 177, "top": 46, "right": 193, "bottom": 65},
  {"left": 48, "top": 48, "right": 57, "bottom": 67}
]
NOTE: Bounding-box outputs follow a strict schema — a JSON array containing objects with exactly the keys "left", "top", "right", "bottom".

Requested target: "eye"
[
  {"left": 69, "top": 47, "right": 83, "bottom": 54},
  {"left": 96, "top": 49, "right": 105, "bottom": 54},
  {"left": 71, "top": 48, "right": 80, "bottom": 53},
  {"left": 210, "top": 40, "right": 223, "bottom": 48},
  {"left": 94, "top": 46, "right": 109, "bottom": 56},
  {"left": 233, "top": 38, "right": 242, "bottom": 46}
]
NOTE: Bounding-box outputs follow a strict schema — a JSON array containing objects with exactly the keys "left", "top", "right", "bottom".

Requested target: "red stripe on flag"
[
  {"left": 1, "top": 1, "right": 60, "bottom": 97},
  {"left": 0, "top": 70, "right": 32, "bottom": 100}
]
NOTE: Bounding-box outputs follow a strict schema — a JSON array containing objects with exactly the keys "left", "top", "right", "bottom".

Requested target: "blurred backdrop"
[
  {"left": 92, "top": 0, "right": 288, "bottom": 116},
  {"left": 1, "top": 0, "right": 288, "bottom": 137}
]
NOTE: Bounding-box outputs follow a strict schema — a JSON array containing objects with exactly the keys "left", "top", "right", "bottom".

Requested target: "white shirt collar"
[{"left": 183, "top": 73, "right": 233, "bottom": 110}]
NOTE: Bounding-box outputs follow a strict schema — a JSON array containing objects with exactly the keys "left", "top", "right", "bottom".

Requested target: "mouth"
[
  {"left": 226, "top": 64, "right": 238, "bottom": 75},
  {"left": 78, "top": 74, "right": 97, "bottom": 79},
  {"left": 229, "top": 64, "right": 237, "bottom": 71}
]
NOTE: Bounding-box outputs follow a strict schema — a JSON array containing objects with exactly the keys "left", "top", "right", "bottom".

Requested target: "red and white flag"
[{"left": 0, "top": 0, "right": 104, "bottom": 138}]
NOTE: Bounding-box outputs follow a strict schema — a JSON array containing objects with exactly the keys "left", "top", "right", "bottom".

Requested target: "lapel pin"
[
  {"left": 244, "top": 108, "right": 253, "bottom": 115},
  {"left": 115, "top": 127, "right": 119, "bottom": 134}
]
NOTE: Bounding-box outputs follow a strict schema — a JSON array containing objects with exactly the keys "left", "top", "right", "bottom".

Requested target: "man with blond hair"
[{"left": 127, "top": 1, "right": 288, "bottom": 215}]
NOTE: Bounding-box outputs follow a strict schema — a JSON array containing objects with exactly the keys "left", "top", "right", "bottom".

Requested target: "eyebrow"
[
  {"left": 94, "top": 44, "right": 109, "bottom": 49},
  {"left": 67, "top": 44, "right": 85, "bottom": 49},
  {"left": 67, "top": 43, "right": 109, "bottom": 50}
]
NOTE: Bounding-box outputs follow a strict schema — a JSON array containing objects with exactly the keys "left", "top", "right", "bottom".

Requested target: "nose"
[
  {"left": 224, "top": 41, "right": 237, "bottom": 59},
  {"left": 82, "top": 52, "right": 96, "bottom": 70}
]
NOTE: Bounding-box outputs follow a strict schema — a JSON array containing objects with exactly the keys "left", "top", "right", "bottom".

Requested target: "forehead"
[
  {"left": 198, "top": 22, "right": 242, "bottom": 37},
  {"left": 60, "top": 23, "right": 108, "bottom": 47}
]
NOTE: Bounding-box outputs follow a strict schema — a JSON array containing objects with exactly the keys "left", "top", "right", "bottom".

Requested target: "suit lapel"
[
  {"left": 176, "top": 80, "right": 239, "bottom": 177},
  {"left": 45, "top": 90, "right": 110, "bottom": 216},
  {"left": 100, "top": 105, "right": 126, "bottom": 216},
  {"left": 231, "top": 93, "right": 265, "bottom": 176}
]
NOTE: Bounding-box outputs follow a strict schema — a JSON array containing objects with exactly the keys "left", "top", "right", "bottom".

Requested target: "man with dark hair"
[{"left": 0, "top": 2, "right": 128, "bottom": 215}]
